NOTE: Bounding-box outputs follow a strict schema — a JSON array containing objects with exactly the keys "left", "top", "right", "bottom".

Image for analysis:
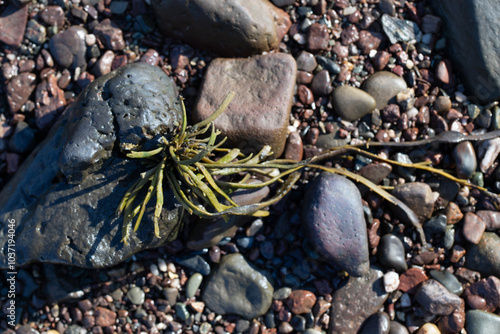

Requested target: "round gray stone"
[
  {"left": 202, "top": 253, "right": 273, "bottom": 319},
  {"left": 465, "top": 310, "right": 500, "bottom": 334},
  {"left": 361, "top": 71, "right": 408, "bottom": 110},
  {"left": 185, "top": 273, "right": 203, "bottom": 298},
  {"left": 331, "top": 85, "right": 376, "bottom": 121},
  {"left": 127, "top": 286, "right": 145, "bottom": 305}
]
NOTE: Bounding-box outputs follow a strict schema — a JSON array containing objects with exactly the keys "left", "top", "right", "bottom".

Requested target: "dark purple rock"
[
  {"left": 302, "top": 172, "right": 369, "bottom": 277},
  {"left": 415, "top": 279, "right": 463, "bottom": 315},
  {"left": 49, "top": 26, "right": 88, "bottom": 70}
]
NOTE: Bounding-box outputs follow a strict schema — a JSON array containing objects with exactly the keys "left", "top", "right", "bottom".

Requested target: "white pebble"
[
  {"left": 158, "top": 258, "right": 167, "bottom": 272},
  {"left": 384, "top": 271, "right": 400, "bottom": 293},
  {"left": 167, "top": 262, "right": 176, "bottom": 273},
  {"left": 293, "top": 33, "right": 306, "bottom": 45},
  {"left": 150, "top": 264, "right": 160, "bottom": 276},
  {"left": 85, "top": 34, "right": 96, "bottom": 46},
  {"left": 369, "top": 49, "right": 378, "bottom": 58}
]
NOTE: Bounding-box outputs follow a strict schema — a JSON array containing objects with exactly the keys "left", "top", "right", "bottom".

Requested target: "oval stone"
[
  {"left": 361, "top": 71, "right": 408, "bottom": 110},
  {"left": 331, "top": 85, "right": 376, "bottom": 121}
]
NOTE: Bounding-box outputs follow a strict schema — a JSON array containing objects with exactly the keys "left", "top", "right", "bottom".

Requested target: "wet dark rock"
[
  {"left": 49, "top": 26, "right": 88, "bottom": 70},
  {"left": 361, "top": 71, "right": 408, "bottom": 110},
  {"left": 465, "top": 310, "right": 500, "bottom": 334},
  {"left": 25, "top": 19, "right": 46, "bottom": 45},
  {"left": 193, "top": 53, "right": 296, "bottom": 158},
  {"left": 378, "top": 234, "right": 408, "bottom": 273},
  {"left": 0, "top": 4, "right": 28, "bottom": 47},
  {"left": 466, "top": 232, "right": 500, "bottom": 277},
  {"left": 7, "top": 122, "right": 37, "bottom": 154},
  {"left": 176, "top": 255, "right": 211, "bottom": 276},
  {"left": 433, "top": 0, "right": 500, "bottom": 103},
  {"left": 202, "top": 253, "right": 273, "bottom": 319},
  {"left": 415, "top": 279, "right": 463, "bottom": 315},
  {"left": 359, "top": 312, "right": 390, "bottom": 334},
  {"left": 153, "top": 0, "right": 291, "bottom": 57},
  {"left": 329, "top": 266, "right": 388, "bottom": 334},
  {"left": 453, "top": 141, "right": 477, "bottom": 179},
  {"left": 0, "top": 63, "right": 183, "bottom": 268},
  {"left": 310, "top": 70, "right": 333, "bottom": 96},
  {"left": 331, "top": 85, "right": 376, "bottom": 121},
  {"left": 302, "top": 172, "right": 369, "bottom": 277}
]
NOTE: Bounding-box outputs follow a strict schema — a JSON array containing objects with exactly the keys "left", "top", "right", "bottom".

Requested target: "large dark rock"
[
  {"left": 152, "top": 0, "right": 290, "bottom": 57},
  {"left": 0, "top": 63, "right": 183, "bottom": 268},
  {"left": 433, "top": 0, "right": 500, "bottom": 103},
  {"left": 302, "top": 172, "right": 370, "bottom": 277}
]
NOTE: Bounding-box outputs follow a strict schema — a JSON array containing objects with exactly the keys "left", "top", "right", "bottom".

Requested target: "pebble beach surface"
[{"left": 1, "top": 0, "right": 500, "bottom": 334}]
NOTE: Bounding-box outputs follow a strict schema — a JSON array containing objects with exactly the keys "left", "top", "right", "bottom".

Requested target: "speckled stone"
[
  {"left": 415, "top": 279, "right": 462, "bottom": 315},
  {"left": 302, "top": 172, "right": 369, "bottom": 277},
  {"left": 361, "top": 71, "right": 408, "bottom": 110},
  {"left": 329, "top": 266, "right": 388, "bottom": 334},
  {"left": 0, "top": 4, "right": 28, "bottom": 47},
  {"left": 331, "top": 85, "right": 376, "bottom": 121},
  {"left": 193, "top": 53, "right": 296, "bottom": 158},
  {"left": 392, "top": 182, "right": 434, "bottom": 222},
  {"left": 359, "top": 312, "right": 390, "bottom": 334}
]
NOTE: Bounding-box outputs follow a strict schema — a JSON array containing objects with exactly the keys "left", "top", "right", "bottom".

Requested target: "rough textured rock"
[
  {"left": 331, "top": 85, "right": 376, "bottom": 121},
  {"left": 202, "top": 253, "right": 273, "bottom": 319},
  {"left": 466, "top": 232, "right": 500, "bottom": 277},
  {"left": 0, "top": 63, "right": 183, "bottom": 268},
  {"left": 34, "top": 74, "right": 67, "bottom": 130},
  {"left": 302, "top": 172, "right": 370, "bottom": 277},
  {"left": 6, "top": 72, "right": 37, "bottom": 113},
  {"left": 392, "top": 182, "right": 434, "bottom": 222},
  {"left": 152, "top": 0, "right": 291, "bottom": 57},
  {"left": 432, "top": 0, "right": 500, "bottom": 103},
  {"left": 193, "top": 54, "right": 296, "bottom": 158},
  {"left": 329, "top": 266, "right": 388, "bottom": 334},
  {"left": 361, "top": 71, "right": 408, "bottom": 110},
  {"left": 0, "top": 4, "right": 28, "bottom": 47}
]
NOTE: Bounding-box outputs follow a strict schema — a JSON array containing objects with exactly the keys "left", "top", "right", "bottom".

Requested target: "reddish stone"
[
  {"left": 297, "top": 71, "right": 313, "bottom": 84},
  {"left": 286, "top": 290, "right": 317, "bottom": 315},
  {"left": 94, "top": 307, "right": 116, "bottom": 327},
  {"left": 450, "top": 245, "right": 466, "bottom": 263},
  {"left": 476, "top": 210, "right": 500, "bottom": 231},
  {"left": 368, "top": 218, "right": 381, "bottom": 250},
  {"left": 445, "top": 202, "right": 463, "bottom": 225},
  {"left": 111, "top": 55, "right": 128, "bottom": 70},
  {"left": 307, "top": 23, "right": 330, "bottom": 52},
  {"left": 0, "top": 4, "right": 28, "bottom": 47},
  {"left": 438, "top": 299, "right": 465, "bottom": 333},
  {"left": 373, "top": 51, "right": 390, "bottom": 71},
  {"left": 463, "top": 212, "right": 486, "bottom": 244},
  {"left": 40, "top": 6, "right": 65, "bottom": 29},
  {"left": 92, "top": 50, "right": 115, "bottom": 77},
  {"left": 35, "top": 74, "right": 67, "bottom": 130},
  {"left": 298, "top": 85, "right": 314, "bottom": 105},
  {"left": 140, "top": 49, "right": 160, "bottom": 66},
  {"left": 284, "top": 131, "right": 303, "bottom": 162},
  {"left": 356, "top": 30, "right": 383, "bottom": 54},
  {"left": 332, "top": 42, "right": 348, "bottom": 59},
  {"left": 340, "top": 24, "right": 359, "bottom": 45},
  {"left": 6, "top": 73, "right": 37, "bottom": 113},
  {"left": 77, "top": 71, "right": 95, "bottom": 89},
  {"left": 93, "top": 18, "right": 125, "bottom": 51},
  {"left": 399, "top": 268, "right": 428, "bottom": 294},
  {"left": 463, "top": 276, "right": 500, "bottom": 312}
]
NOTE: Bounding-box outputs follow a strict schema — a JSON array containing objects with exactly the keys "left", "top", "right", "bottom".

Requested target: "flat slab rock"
[
  {"left": 152, "top": 0, "right": 290, "bottom": 57},
  {"left": 193, "top": 53, "right": 296, "bottom": 158},
  {"left": 328, "top": 266, "right": 389, "bottom": 334},
  {"left": 0, "top": 63, "right": 183, "bottom": 268}
]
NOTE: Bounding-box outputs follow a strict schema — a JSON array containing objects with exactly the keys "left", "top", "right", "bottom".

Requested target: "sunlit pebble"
[
  {"left": 369, "top": 49, "right": 378, "bottom": 58},
  {"left": 157, "top": 323, "right": 167, "bottom": 330},
  {"left": 406, "top": 60, "right": 414, "bottom": 69},
  {"left": 150, "top": 264, "right": 160, "bottom": 276},
  {"left": 454, "top": 91, "right": 468, "bottom": 103},
  {"left": 167, "top": 262, "right": 176, "bottom": 273},
  {"left": 384, "top": 271, "right": 400, "bottom": 293},
  {"left": 85, "top": 34, "right": 96, "bottom": 46},
  {"left": 287, "top": 125, "right": 297, "bottom": 134},
  {"left": 293, "top": 33, "right": 306, "bottom": 45},
  {"left": 158, "top": 258, "right": 167, "bottom": 272},
  {"left": 170, "top": 278, "right": 181, "bottom": 289},
  {"left": 6, "top": 54, "right": 16, "bottom": 61}
]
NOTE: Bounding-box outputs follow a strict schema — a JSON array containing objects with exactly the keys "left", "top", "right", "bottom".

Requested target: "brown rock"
[
  {"left": 476, "top": 210, "right": 500, "bottom": 231},
  {"left": 436, "top": 60, "right": 452, "bottom": 85},
  {"left": 35, "top": 74, "right": 67, "bottom": 130},
  {"left": 92, "top": 50, "right": 115, "bottom": 77},
  {"left": 284, "top": 132, "right": 303, "bottom": 162},
  {"left": 415, "top": 279, "right": 462, "bottom": 315},
  {"left": 358, "top": 163, "right": 392, "bottom": 185},
  {"left": 463, "top": 212, "right": 486, "bottom": 244},
  {"left": 399, "top": 268, "right": 428, "bottom": 294},
  {"left": 153, "top": 0, "right": 290, "bottom": 57},
  {"left": 193, "top": 54, "right": 296, "bottom": 158},
  {"left": 0, "top": 4, "right": 28, "bottom": 47},
  {"left": 463, "top": 276, "right": 500, "bottom": 312},
  {"left": 368, "top": 218, "right": 381, "bottom": 250},
  {"left": 434, "top": 96, "right": 452, "bottom": 114},
  {"left": 438, "top": 299, "right": 465, "bottom": 334},
  {"left": 340, "top": 24, "right": 359, "bottom": 45},
  {"left": 93, "top": 18, "right": 125, "bottom": 51},
  {"left": 140, "top": 49, "right": 160, "bottom": 67},
  {"left": 40, "top": 6, "right": 65, "bottom": 29},
  {"left": 392, "top": 182, "right": 435, "bottom": 221},
  {"left": 307, "top": 23, "right": 330, "bottom": 52},
  {"left": 332, "top": 42, "right": 348, "bottom": 59},
  {"left": 94, "top": 307, "right": 116, "bottom": 327},
  {"left": 286, "top": 290, "right": 317, "bottom": 315},
  {"left": 298, "top": 85, "right": 314, "bottom": 105},
  {"left": 356, "top": 30, "right": 383, "bottom": 54},
  {"left": 6, "top": 73, "right": 37, "bottom": 113},
  {"left": 373, "top": 51, "right": 390, "bottom": 71},
  {"left": 445, "top": 202, "right": 463, "bottom": 225},
  {"left": 297, "top": 71, "right": 313, "bottom": 84}
]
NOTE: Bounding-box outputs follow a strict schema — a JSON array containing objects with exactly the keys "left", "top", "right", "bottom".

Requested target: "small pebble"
[
  {"left": 384, "top": 271, "right": 400, "bottom": 293},
  {"left": 186, "top": 273, "right": 203, "bottom": 298}
]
